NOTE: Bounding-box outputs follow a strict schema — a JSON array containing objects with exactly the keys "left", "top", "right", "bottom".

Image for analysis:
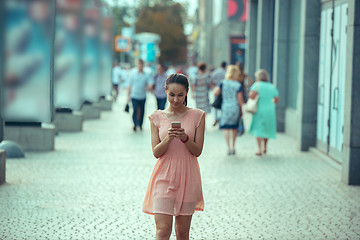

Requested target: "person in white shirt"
[
  {"left": 112, "top": 61, "right": 122, "bottom": 101},
  {"left": 128, "top": 59, "right": 154, "bottom": 132}
]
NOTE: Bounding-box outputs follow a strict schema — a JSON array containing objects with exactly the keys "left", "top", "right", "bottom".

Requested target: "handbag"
[
  {"left": 212, "top": 93, "right": 222, "bottom": 109},
  {"left": 244, "top": 94, "right": 259, "bottom": 114},
  {"left": 237, "top": 118, "right": 245, "bottom": 136},
  {"left": 124, "top": 102, "right": 130, "bottom": 113}
]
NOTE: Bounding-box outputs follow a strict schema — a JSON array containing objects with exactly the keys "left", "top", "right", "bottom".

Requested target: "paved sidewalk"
[{"left": 0, "top": 94, "right": 359, "bottom": 239}]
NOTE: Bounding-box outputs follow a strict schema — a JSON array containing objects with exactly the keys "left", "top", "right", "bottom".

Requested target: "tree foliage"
[
  {"left": 111, "top": 5, "right": 130, "bottom": 35},
  {"left": 135, "top": 1, "right": 188, "bottom": 65}
]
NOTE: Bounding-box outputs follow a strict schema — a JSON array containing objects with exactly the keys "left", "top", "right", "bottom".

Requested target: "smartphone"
[{"left": 171, "top": 121, "right": 181, "bottom": 128}]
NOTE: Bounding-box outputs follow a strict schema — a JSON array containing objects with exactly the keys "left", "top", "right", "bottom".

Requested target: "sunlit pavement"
[{"left": 0, "top": 92, "right": 360, "bottom": 240}]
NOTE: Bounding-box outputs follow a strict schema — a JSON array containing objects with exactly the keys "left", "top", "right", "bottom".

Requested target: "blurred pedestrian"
[
  {"left": 186, "top": 61, "right": 198, "bottom": 85},
  {"left": 112, "top": 61, "right": 121, "bottom": 101},
  {"left": 238, "top": 63, "right": 254, "bottom": 100},
  {"left": 248, "top": 69, "right": 279, "bottom": 156},
  {"left": 234, "top": 49, "right": 245, "bottom": 68},
  {"left": 211, "top": 61, "right": 227, "bottom": 126},
  {"left": 166, "top": 65, "right": 176, "bottom": 76},
  {"left": 143, "top": 73, "right": 205, "bottom": 240},
  {"left": 128, "top": 59, "right": 154, "bottom": 132},
  {"left": 214, "top": 65, "right": 245, "bottom": 155},
  {"left": 192, "top": 62, "right": 212, "bottom": 114},
  {"left": 153, "top": 63, "right": 167, "bottom": 110}
]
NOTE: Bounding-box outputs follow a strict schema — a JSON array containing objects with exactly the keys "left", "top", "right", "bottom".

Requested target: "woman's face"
[{"left": 166, "top": 83, "right": 188, "bottom": 108}]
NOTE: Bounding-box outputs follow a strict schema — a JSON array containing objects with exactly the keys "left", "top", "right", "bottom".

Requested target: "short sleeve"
[
  {"left": 194, "top": 109, "right": 205, "bottom": 128},
  {"left": 237, "top": 83, "right": 243, "bottom": 93},
  {"left": 149, "top": 111, "right": 160, "bottom": 128},
  {"left": 250, "top": 83, "right": 258, "bottom": 92}
]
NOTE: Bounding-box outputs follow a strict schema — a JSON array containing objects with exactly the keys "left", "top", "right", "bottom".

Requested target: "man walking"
[{"left": 128, "top": 59, "right": 153, "bottom": 132}]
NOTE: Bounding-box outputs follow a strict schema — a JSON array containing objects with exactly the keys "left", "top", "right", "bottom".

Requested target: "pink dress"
[{"left": 143, "top": 108, "right": 205, "bottom": 216}]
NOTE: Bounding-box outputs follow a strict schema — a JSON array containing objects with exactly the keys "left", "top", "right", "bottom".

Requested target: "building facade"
[
  {"left": 247, "top": 0, "right": 360, "bottom": 185},
  {"left": 190, "top": 0, "right": 360, "bottom": 185},
  {"left": 191, "top": 0, "right": 247, "bottom": 68}
]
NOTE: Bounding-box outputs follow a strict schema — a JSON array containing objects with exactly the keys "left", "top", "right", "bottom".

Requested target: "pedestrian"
[
  {"left": 166, "top": 65, "right": 176, "bottom": 76},
  {"left": 234, "top": 49, "right": 245, "bottom": 67},
  {"left": 112, "top": 61, "right": 121, "bottom": 101},
  {"left": 143, "top": 73, "right": 205, "bottom": 240},
  {"left": 128, "top": 59, "right": 154, "bottom": 132},
  {"left": 186, "top": 61, "right": 198, "bottom": 85},
  {"left": 153, "top": 63, "right": 167, "bottom": 110},
  {"left": 192, "top": 62, "right": 212, "bottom": 114},
  {"left": 214, "top": 65, "right": 245, "bottom": 155},
  {"left": 238, "top": 63, "right": 254, "bottom": 100},
  {"left": 211, "top": 61, "right": 227, "bottom": 126},
  {"left": 248, "top": 69, "right": 279, "bottom": 156}
]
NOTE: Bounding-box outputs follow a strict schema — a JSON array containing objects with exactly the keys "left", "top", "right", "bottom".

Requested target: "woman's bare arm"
[
  {"left": 175, "top": 114, "right": 205, "bottom": 157},
  {"left": 248, "top": 90, "right": 257, "bottom": 99},
  {"left": 273, "top": 96, "right": 280, "bottom": 104},
  {"left": 213, "top": 86, "right": 221, "bottom": 96},
  {"left": 237, "top": 92, "right": 245, "bottom": 106},
  {"left": 150, "top": 119, "right": 175, "bottom": 158}
]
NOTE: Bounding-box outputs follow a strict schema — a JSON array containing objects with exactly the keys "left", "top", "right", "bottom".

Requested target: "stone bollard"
[
  {"left": 99, "top": 96, "right": 113, "bottom": 111},
  {"left": 4, "top": 123, "right": 55, "bottom": 151},
  {"left": 81, "top": 103, "right": 101, "bottom": 120},
  {"left": 54, "top": 111, "right": 83, "bottom": 132}
]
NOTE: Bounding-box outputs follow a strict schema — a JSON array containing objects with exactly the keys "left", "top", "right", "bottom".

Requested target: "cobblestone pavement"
[{"left": 1, "top": 94, "right": 360, "bottom": 240}]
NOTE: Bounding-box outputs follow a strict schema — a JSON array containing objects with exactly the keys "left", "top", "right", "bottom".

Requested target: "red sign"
[{"left": 228, "top": 0, "right": 248, "bottom": 22}]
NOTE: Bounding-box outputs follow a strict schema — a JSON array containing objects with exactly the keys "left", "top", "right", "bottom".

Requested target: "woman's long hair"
[
  {"left": 225, "top": 65, "right": 241, "bottom": 80},
  {"left": 165, "top": 73, "right": 189, "bottom": 106}
]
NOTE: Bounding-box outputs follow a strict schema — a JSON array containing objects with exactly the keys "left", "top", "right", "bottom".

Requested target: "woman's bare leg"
[
  {"left": 231, "top": 129, "right": 238, "bottom": 154},
  {"left": 155, "top": 214, "right": 173, "bottom": 240},
  {"left": 256, "top": 137, "right": 262, "bottom": 155},
  {"left": 264, "top": 138, "right": 268, "bottom": 154},
  {"left": 223, "top": 130, "right": 230, "bottom": 152},
  {"left": 175, "top": 215, "right": 192, "bottom": 240}
]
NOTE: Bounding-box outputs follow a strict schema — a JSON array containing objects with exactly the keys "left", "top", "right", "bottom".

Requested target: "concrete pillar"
[
  {"left": 256, "top": 0, "right": 275, "bottom": 77},
  {"left": 0, "top": 0, "right": 4, "bottom": 143},
  {"left": 0, "top": 150, "right": 5, "bottom": 184},
  {"left": 246, "top": 0, "right": 258, "bottom": 79},
  {"left": 296, "top": 0, "right": 321, "bottom": 151},
  {"left": 342, "top": 0, "right": 360, "bottom": 185},
  {"left": 272, "top": 0, "right": 290, "bottom": 132}
]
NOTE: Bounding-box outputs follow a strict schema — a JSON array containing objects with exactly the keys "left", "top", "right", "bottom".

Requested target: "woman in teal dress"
[{"left": 248, "top": 69, "right": 279, "bottom": 156}]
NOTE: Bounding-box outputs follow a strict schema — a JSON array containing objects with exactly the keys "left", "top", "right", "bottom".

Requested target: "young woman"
[
  {"left": 143, "top": 74, "right": 205, "bottom": 240},
  {"left": 214, "top": 65, "right": 245, "bottom": 155}
]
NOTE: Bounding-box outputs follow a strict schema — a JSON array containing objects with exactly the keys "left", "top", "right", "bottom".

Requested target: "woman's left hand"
[{"left": 174, "top": 128, "right": 187, "bottom": 142}]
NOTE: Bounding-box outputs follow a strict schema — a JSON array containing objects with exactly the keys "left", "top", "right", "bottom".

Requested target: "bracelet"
[{"left": 181, "top": 135, "right": 189, "bottom": 143}]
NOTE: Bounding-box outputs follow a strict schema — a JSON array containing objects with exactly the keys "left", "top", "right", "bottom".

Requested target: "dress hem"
[{"left": 142, "top": 208, "right": 204, "bottom": 217}]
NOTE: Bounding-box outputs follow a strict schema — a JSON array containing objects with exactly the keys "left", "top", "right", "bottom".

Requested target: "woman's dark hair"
[{"left": 165, "top": 74, "right": 189, "bottom": 106}]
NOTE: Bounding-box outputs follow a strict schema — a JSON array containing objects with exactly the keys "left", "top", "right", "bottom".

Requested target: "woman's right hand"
[{"left": 166, "top": 128, "right": 177, "bottom": 141}]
